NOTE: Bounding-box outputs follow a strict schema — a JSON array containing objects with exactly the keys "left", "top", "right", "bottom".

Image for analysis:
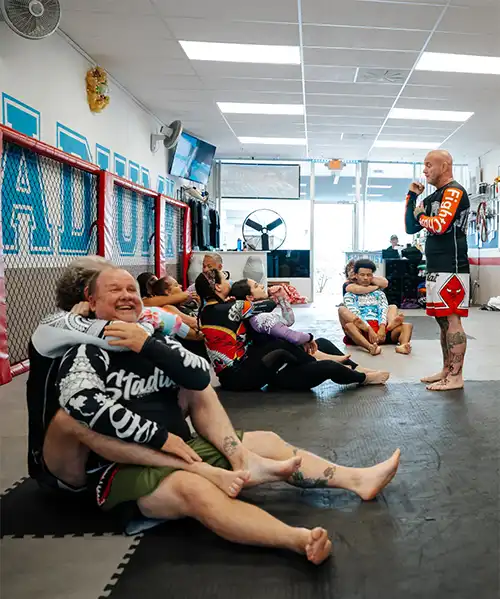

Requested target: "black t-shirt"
[
  {"left": 405, "top": 180, "right": 470, "bottom": 273},
  {"left": 55, "top": 333, "right": 211, "bottom": 449}
]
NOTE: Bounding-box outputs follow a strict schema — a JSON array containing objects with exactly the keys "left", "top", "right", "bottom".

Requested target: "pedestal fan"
[{"left": 242, "top": 209, "right": 287, "bottom": 251}]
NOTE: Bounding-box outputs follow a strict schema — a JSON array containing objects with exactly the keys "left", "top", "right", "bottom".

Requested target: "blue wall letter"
[
  {"left": 96, "top": 144, "right": 110, "bottom": 170},
  {"left": 114, "top": 153, "right": 126, "bottom": 178},
  {"left": 116, "top": 188, "right": 138, "bottom": 256},
  {"left": 1, "top": 144, "right": 52, "bottom": 254},
  {"left": 2, "top": 93, "right": 41, "bottom": 139},
  {"left": 56, "top": 124, "right": 93, "bottom": 254},
  {"left": 129, "top": 161, "right": 140, "bottom": 184}
]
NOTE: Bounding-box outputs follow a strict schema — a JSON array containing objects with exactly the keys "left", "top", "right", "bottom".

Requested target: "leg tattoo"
[
  {"left": 222, "top": 436, "right": 239, "bottom": 456},
  {"left": 290, "top": 465, "right": 337, "bottom": 489},
  {"left": 447, "top": 331, "right": 467, "bottom": 376}
]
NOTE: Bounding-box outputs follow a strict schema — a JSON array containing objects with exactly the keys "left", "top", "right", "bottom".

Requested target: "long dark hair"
[
  {"left": 230, "top": 279, "right": 251, "bottom": 301},
  {"left": 137, "top": 272, "right": 156, "bottom": 298},
  {"left": 195, "top": 268, "right": 225, "bottom": 304},
  {"left": 150, "top": 277, "right": 169, "bottom": 297}
]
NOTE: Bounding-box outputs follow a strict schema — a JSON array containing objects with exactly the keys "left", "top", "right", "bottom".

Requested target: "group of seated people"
[{"left": 26, "top": 253, "right": 404, "bottom": 566}]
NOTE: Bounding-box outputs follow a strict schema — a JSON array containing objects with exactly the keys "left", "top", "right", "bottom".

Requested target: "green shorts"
[{"left": 95, "top": 431, "right": 244, "bottom": 511}]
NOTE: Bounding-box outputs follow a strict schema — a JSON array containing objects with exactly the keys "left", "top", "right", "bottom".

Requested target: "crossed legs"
[
  {"left": 422, "top": 314, "right": 466, "bottom": 391},
  {"left": 136, "top": 431, "right": 400, "bottom": 564}
]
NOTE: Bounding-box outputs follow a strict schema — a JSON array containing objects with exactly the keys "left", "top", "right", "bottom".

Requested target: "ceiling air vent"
[{"left": 355, "top": 68, "right": 408, "bottom": 84}]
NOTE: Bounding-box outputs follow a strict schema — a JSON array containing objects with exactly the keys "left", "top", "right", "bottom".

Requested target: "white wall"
[{"left": 0, "top": 25, "right": 174, "bottom": 193}]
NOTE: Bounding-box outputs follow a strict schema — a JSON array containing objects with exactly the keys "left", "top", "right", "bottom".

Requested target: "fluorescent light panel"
[
  {"left": 179, "top": 41, "right": 300, "bottom": 64},
  {"left": 415, "top": 52, "right": 500, "bottom": 75},
  {"left": 374, "top": 140, "right": 440, "bottom": 149},
  {"left": 239, "top": 137, "right": 307, "bottom": 146},
  {"left": 217, "top": 102, "right": 304, "bottom": 115},
  {"left": 389, "top": 107, "right": 474, "bottom": 122}
]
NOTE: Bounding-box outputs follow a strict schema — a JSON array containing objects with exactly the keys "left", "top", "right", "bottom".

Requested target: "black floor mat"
[
  {"left": 0, "top": 478, "right": 123, "bottom": 537},
  {"left": 105, "top": 382, "right": 499, "bottom": 599}
]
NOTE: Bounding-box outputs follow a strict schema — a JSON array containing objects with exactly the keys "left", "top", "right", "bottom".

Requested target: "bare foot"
[
  {"left": 426, "top": 376, "right": 464, "bottom": 392},
  {"left": 245, "top": 453, "right": 302, "bottom": 487},
  {"left": 387, "top": 313, "right": 404, "bottom": 332},
  {"left": 368, "top": 344, "right": 382, "bottom": 356},
  {"left": 351, "top": 449, "right": 401, "bottom": 500},
  {"left": 395, "top": 343, "right": 411, "bottom": 355},
  {"left": 206, "top": 468, "right": 250, "bottom": 498},
  {"left": 421, "top": 371, "right": 448, "bottom": 383},
  {"left": 314, "top": 351, "right": 351, "bottom": 363},
  {"left": 298, "top": 527, "right": 332, "bottom": 565},
  {"left": 363, "top": 370, "right": 390, "bottom": 385}
]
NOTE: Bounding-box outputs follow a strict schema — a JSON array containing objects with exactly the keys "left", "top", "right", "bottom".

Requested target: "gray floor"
[{"left": 1, "top": 306, "right": 499, "bottom": 598}]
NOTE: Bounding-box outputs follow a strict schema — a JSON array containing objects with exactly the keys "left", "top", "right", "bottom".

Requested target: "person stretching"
[
  {"left": 50, "top": 266, "right": 402, "bottom": 564},
  {"left": 343, "top": 260, "right": 413, "bottom": 355},
  {"left": 196, "top": 269, "right": 389, "bottom": 391},
  {"left": 339, "top": 260, "right": 405, "bottom": 335}
]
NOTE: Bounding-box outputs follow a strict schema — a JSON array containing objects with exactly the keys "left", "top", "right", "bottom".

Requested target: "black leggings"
[{"left": 218, "top": 337, "right": 366, "bottom": 391}]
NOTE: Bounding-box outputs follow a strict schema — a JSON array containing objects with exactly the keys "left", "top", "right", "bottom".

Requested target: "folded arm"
[
  {"left": 56, "top": 345, "right": 169, "bottom": 449},
  {"left": 405, "top": 191, "right": 424, "bottom": 235}
]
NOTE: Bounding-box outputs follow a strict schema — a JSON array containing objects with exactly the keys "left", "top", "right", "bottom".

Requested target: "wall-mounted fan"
[
  {"left": 150, "top": 120, "right": 183, "bottom": 153},
  {"left": 242, "top": 209, "right": 287, "bottom": 251},
  {"left": 1, "top": 0, "right": 61, "bottom": 39}
]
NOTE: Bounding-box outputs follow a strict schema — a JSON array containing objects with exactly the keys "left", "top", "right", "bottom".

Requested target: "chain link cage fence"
[
  {"left": 163, "top": 200, "right": 184, "bottom": 283},
  {"left": 110, "top": 183, "right": 155, "bottom": 281},
  {"left": 1, "top": 141, "right": 98, "bottom": 365}
]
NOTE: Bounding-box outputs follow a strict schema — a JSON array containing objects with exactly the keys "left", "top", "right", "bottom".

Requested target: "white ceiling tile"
[
  {"left": 307, "top": 81, "right": 401, "bottom": 96},
  {"left": 438, "top": 6, "right": 499, "bottom": 35},
  {"left": 383, "top": 123, "right": 457, "bottom": 134},
  {"left": 307, "top": 94, "right": 394, "bottom": 108},
  {"left": 226, "top": 114, "right": 304, "bottom": 126},
  {"left": 303, "top": 25, "right": 428, "bottom": 52},
  {"left": 302, "top": 0, "right": 443, "bottom": 29},
  {"left": 308, "top": 106, "right": 389, "bottom": 117},
  {"left": 203, "top": 78, "right": 303, "bottom": 93},
  {"left": 75, "top": 37, "right": 186, "bottom": 61},
  {"left": 165, "top": 18, "right": 299, "bottom": 45},
  {"left": 189, "top": 62, "right": 302, "bottom": 80},
  {"left": 154, "top": 0, "right": 298, "bottom": 21},
  {"left": 304, "top": 65, "right": 357, "bottom": 82},
  {"left": 304, "top": 48, "right": 418, "bottom": 69},
  {"left": 213, "top": 91, "right": 303, "bottom": 103}
]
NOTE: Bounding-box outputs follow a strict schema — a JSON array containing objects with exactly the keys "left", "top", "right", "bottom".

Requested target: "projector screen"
[{"left": 221, "top": 163, "right": 300, "bottom": 199}]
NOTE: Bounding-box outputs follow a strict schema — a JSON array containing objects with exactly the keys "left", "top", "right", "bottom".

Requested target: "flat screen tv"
[{"left": 169, "top": 131, "right": 216, "bottom": 186}]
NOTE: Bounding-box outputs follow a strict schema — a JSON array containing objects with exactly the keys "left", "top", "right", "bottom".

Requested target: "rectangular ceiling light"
[
  {"left": 415, "top": 52, "right": 500, "bottom": 75},
  {"left": 217, "top": 102, "right": 304, "bottom": 115},
  {"left": 179, "top": 41, "right": 300, "bottom": 64},
  {"left": 239, "top": 137, "right": 307, "bottom": 145},
  {"left": 389, "top": 107, "right": 474, "bottom": 122},
  {"left": 374, "top": 140, "right": 440, "bottom": 150}
]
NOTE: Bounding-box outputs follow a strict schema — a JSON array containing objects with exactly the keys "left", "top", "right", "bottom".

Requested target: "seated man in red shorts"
[{"left": 343, "top": 260, "right": 413, "bottom": 356}]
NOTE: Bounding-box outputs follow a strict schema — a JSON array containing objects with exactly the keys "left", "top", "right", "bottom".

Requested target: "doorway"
[{"left": 313, "top": 203, "right": 354, "bottom": 303}]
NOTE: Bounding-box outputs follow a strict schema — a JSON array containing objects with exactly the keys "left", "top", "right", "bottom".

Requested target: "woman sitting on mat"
[
  {"left": 195, "top": 269, "right": 389, "bottom": 392},
  {"left": 137, "top": 272, "right": 202, "bottom": 342},
  {"left": 231, "top": 279, "right": 354, "bottom": 364}
]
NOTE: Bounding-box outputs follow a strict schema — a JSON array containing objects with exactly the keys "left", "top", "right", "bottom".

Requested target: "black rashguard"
[
  {"left": 405, "top": 180, "right": 470, "bottom": 273},
  {"left": 55, "top": 333, "right": 211, "bottom": 449}
]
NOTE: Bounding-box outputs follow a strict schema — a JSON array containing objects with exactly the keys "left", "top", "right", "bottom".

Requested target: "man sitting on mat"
[
  {"left": 34, "top": 260, "right": 401, "bottom": 564},
  {"left": 343, "top": 259, "right": 413, "bottom": 355}
]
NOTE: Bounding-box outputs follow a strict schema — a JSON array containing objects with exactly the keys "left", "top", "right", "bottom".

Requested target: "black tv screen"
[{"left": 169, "top": 131, "right": 216, "bottom": 186}]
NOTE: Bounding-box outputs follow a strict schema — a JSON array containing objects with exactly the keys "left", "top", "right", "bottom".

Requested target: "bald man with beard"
[{"left": 405, "top": 150, "right": 470, "bottom": 392}]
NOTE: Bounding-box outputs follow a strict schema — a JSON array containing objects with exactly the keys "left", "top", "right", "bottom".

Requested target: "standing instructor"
[{"left": 405, "top": 150, "right": 470, "bottom": 391}]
